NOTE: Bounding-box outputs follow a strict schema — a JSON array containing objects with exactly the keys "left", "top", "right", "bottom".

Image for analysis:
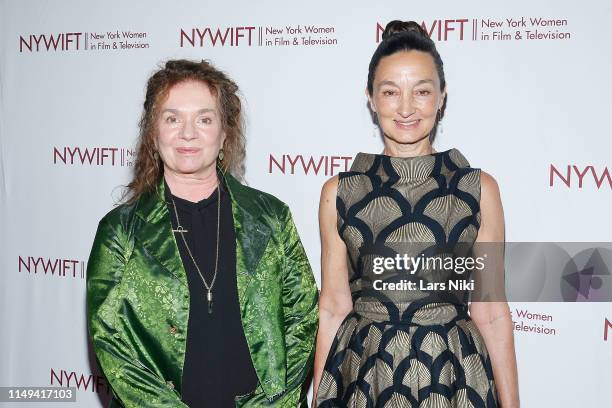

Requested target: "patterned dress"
[{"left": 316, "top": 149, "right": 498, "bottom": 408}]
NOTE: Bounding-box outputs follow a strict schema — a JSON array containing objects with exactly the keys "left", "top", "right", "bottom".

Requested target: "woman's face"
[
  {"left": 369, "top": 50, "right": 445, "bottom": 149},
  {"left": 156, "top": 80, "right": 224, "bottom": 179}
]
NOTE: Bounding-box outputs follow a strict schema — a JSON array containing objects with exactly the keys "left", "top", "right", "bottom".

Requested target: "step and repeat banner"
[{"left": 1, "top": 0, "right": 611, "bottom": 406}]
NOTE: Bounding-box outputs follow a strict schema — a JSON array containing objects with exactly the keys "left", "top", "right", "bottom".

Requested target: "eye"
[
  {"left": 198, "top": 117, "right": 212, "bottom": 125},
  {"left": 382, "top": 89, "right": 397, "bottom": 97},
  {"left": 164, "top": 115, "right": 178, "bottom": 124},
  {"left": 415, "top": 89, "right": 432, "bottom": 96}
]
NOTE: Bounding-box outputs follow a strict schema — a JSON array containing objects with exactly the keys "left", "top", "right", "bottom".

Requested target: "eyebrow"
[
  {"left": 161, "top": 108, "right": 216, "bottom": 114},
  {"left": 377, "top": 79, "right": 435, "bottom": 87}
]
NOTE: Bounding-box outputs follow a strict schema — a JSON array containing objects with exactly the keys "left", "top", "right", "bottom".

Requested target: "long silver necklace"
[{"left": 170, "top": 186, "right": 220, "bottom": 314}]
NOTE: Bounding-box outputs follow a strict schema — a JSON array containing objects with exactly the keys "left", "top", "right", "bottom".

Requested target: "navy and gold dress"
[{"left": 316, "top": 149, "right": 498, "bottom": 408}]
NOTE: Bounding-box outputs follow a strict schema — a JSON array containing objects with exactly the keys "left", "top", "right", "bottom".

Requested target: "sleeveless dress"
[{"left": 316, "top": 149, "right": 498, "bottom": 408}]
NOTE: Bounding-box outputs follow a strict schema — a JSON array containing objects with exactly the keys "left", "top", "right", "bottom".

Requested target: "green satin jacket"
[{"left": 87, "top": 172, "right": 319, "bottom": 407}]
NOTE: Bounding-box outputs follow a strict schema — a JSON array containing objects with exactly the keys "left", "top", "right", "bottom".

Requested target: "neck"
[
  {"left": 164, "top": 166, "right": 219, "bottom": 202},
  {"left": 382, "top": 137, "right": 434, "bottom": 158}
]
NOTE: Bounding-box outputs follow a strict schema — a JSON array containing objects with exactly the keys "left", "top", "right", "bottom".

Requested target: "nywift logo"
[
  {"left": 20, "top": 30, "right": 150, "bottom": 52},
  {"left": 53, "top": 146, "right": 136, "bottom": 167},
  {"left": 376, "top": 16, "right": 572, "bottom": 43},
  {"left": 550, "top": 164, "right": 611, "bottom": 189},
  {"left": 20, "top": 32, "right": 84, "bottom": 52},
  {"left": 50, "top": 368, "right": 109, "bottom": 395},
  {"left": 376, "top": 19, "right": 472, "bottom": 42},
  {"left": 180, "top": 24, "right": 339, "bottom": 48},
  {"left": 268, "top": 153, "right": 352, "bottom": 176},
  {"left": 18, "top": 256, "right": 86, "bottom": 279}
]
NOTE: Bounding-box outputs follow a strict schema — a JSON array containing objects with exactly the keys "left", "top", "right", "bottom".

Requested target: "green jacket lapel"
[
  {"left": 222, "top": 171, "right": 272, "bottom": 277},
  {"left": 134, "top": 181, "right": 188, "bottom": 288},
  {"left": 222, "top": 171, "right": 287, "bottom": 398}
]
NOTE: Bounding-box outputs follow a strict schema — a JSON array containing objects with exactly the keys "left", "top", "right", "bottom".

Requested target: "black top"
[{"left": 165, "top": 182, "right": 259, "bottom": 407}]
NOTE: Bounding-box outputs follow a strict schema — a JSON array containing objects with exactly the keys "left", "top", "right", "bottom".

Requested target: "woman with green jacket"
[{"left": 87, "top": 59, "right": 319, "bottom": 407}]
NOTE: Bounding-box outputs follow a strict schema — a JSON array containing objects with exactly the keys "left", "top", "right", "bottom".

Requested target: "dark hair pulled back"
[{"left": 368, "top": 20, "right": 446, "bottom": 96}]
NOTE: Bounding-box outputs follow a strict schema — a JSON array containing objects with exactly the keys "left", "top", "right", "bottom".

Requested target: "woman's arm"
[
  {"left": 469, "top": 171, "right": 520, "bottom": 408},
  {"left": 311, "top": 176, "right": 354, "bottom": 406},
  {"left": 87, "top": 217, "right": 189, "bottom": 408}
]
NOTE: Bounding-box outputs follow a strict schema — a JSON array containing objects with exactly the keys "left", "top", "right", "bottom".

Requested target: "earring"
[
  {"left": 218, "top": 148, "right": 225, "bottom": 161},
  {"left": 372, "top": 125, "right": 380, "bottom": 138},
  {"left": 437, "top": 109, "right": 444, "bottom": 134}
]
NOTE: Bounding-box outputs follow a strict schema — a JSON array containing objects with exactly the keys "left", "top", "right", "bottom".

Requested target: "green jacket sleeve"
[
  {"left": 86, "top": 217, "right": 189, "bottom": 408},
  {"left": 279, "top": 206, "right": 319, "bottom": 403}
]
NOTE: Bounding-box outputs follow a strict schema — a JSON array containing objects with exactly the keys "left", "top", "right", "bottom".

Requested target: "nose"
[
  {"left": 398, "top": 92, "right": 414, "bottom": 118},
  {"left": 179, "top": 119, "right": 196, "bottom": 141}
]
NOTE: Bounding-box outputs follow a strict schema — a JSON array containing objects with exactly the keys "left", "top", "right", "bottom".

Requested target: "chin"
[
  {"left": 177, "top": 168, "right": 203, "bottom": 175},
  {"left": 168, "top": 163, "right": 209, "bottom": 176},
  {"left": 384, "top": 132, "right": 429, "bottom": 146}
]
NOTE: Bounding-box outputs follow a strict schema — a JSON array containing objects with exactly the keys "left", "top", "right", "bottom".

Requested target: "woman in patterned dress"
[{"left": 312, "top": 21, "right": 519, "bottom": 407}]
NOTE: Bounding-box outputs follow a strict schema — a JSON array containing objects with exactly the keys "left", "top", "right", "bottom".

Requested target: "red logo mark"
[
  {"left": 51, "top": 368, "right": 109, "bottom": 394},
  {"left": 53, "top": 146, "right": 135, "bottom": 166},
  {"left": 19, "top": 256, "right": 85, "bottom": 279},
  {"left": 550, "top": 164, "right": 612, "bottom": 189},
  {"left": 180, "top": 27, "right": 256, "bottom": 47},
  {"left": 20, "top": 33, "right": 83, "bottom": 52},
  {"left": 269, "top": 154, "right": 352, "bottom": 176},
  {"left": 376, "top": 19, "right": 470, "bottom": 42}
]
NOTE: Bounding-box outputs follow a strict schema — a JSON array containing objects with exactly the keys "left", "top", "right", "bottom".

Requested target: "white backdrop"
[{"left": 1, "top": 0, "right": 611, "bottom": 406}]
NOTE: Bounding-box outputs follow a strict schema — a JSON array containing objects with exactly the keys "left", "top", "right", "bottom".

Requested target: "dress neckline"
[{"left": 349, "top": 148, "right": 471, "bottom": 180}]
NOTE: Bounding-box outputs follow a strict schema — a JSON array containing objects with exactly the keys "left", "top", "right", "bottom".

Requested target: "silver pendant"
[{"left": 207, "top": 290, "right": 213, "bottom": 314}]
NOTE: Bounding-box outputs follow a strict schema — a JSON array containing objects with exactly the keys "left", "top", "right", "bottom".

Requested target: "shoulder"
[
  {"left": 228, "top": 176, "right": 290, "bottom": 218},
  {"left": 319, "top": 176, "right": 340, "bottom": 224},
  {"left": 320, "top": 175, "right": 339, "bottom": 201},
  {"left": 479, "top": 170, "right": 502, "bottom": 204},
  {"left": 478, "top": 170, "right": 504, "bottom": 227},
  {"left": 100, "top": 202, "right": 135, "bottom": 224},
  {"left": 476, "top": 170, "right": 505, "bottom": 238},
  {"left": 95, "top": 198, "right": 141, "bottom": 240},
  {"left": 88, "top": 200, "right": 142, "bottom": 272}
]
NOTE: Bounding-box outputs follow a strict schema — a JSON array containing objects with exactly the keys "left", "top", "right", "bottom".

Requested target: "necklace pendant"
[{"left": 207, "top": 290, "right": 213, "bottom": 314}]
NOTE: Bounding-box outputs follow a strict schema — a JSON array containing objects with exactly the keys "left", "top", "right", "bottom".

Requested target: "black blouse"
[{"left": 165, "top": 182, "right": 259, "bottom": 407}]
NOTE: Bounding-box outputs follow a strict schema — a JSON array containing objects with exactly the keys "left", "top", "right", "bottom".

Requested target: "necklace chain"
[{"left": 170, "top": 185, "right": 221, "bottom": 313}]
